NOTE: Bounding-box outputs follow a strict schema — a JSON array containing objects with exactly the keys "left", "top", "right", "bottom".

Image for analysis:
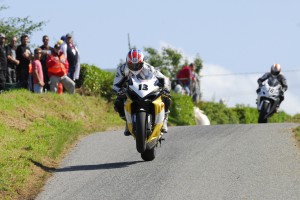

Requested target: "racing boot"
[
  {"left": 124, "top": 122, "right": 131, "bottom": 136},
  {"left": 120, "top": 116, "right": 131, "bottom": 136},
  {"left": 275, "top": 105, "right": 280, "bottom": 113},
  {"left": 161, "top": 112, "right": 169, "bottom": 134}
]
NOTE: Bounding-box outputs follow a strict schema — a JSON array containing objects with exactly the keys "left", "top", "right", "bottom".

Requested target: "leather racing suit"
[
  {"left": 113, "top": 62, "right": 171, "bottom": 133},
  {"left": 257, "top": 72, "right": 288, "bottom": 106}
]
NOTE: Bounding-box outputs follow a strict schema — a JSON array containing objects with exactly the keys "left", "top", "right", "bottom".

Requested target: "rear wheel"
[
  {"left": 136, "top": 111, "right": 147, "bottom": 153},
  {"left": 258, "top": 101, "right": 269, "bottom": 123}
]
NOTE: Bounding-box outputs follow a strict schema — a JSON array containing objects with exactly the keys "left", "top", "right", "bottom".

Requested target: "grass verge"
[
  {"left": 0, "top": 90, "right": 123, "bottom": 200},
  {"left": 294, "top": 127, "right": 300, "bottom": 141}
]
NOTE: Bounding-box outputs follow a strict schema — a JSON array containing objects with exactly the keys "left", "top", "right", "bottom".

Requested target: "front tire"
[
  {"left": 258, "top": 101, "right": 269, "bottom": 123},
  {"left": 136, "top": 111, "right": 147, "bottom": 153},
  {"left": 141, "top": 148, "right": 156, "bottom": 161}
]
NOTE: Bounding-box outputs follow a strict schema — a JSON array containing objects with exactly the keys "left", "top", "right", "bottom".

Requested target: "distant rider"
[
  {"left": 256, "top": 63, "right": 288, "bottom": 111},
  {"left": 113, "top": 49, "right": 171, "bottom": 136}
]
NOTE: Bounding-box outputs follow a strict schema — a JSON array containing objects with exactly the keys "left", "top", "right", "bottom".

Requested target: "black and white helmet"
[{"left": 270, "top": 63, "right": 281, "bottom": 76}]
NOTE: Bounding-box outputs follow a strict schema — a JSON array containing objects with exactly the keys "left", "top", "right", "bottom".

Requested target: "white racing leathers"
[
  {"left": 113, "top": 62, "right": 171, "bottom": 133},
  {"left": 113, "top": 62, "right": 170, "bottom": 93}
]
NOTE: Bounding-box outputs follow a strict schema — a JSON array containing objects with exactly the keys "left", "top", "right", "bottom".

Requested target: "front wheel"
[
  {"left": 258, "top": 101, "right": 269, "bottom": 123},
  {"left": 136, "top": 111, "right": 147, "bottom": 153},
  {"left": 141, "top": 148, "right": 156, "bottom": 161}
]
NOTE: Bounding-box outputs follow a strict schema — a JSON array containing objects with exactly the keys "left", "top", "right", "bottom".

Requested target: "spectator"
[
  {"left": 16, "top": 34, "right": 32, "bottom": 89},
  {"left": 62, "top": 33, "right": 80, "bottom": 81},
  {"left": 46, "top": 43, "right": 75, "bottom": 94},
  {"left": 190, "top": 63, "right": 200, "bottom": 82},
  {"left": 176, "top": 63, "right": 194, "bottom": 95},
  {"left": 56, "top": 39, "right": 67, "bottom": 94},
  {"left": 59, "top": 35, "right": 67, "bottom": 54},
  {"left": 0, "top": 33, "right": 7, "bottom": 91},
  {"left": 32, "top": 48, "right": 44, "bottom": 93},
  {"left": 190, "top": 63, "right": 201, "bottom": 102},
  {"left": 28, "top": 61, "right": 34, "bottom": 92},
  {"left": 40, "top": 35, "right": 53, "bottom": 92},
  {"left": 6, "top": 36, "right": 19, "bottom": 84}
]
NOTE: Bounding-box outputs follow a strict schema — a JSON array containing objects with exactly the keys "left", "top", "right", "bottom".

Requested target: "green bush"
[
  {"left": 232, "top": 104, "right": 258, "bottom": 124},
  {"left": 169, "top": 92, "right": 195, "bottom": 126},
  {"left": 197, "top": 101, "right": 292, "bottom": 124},
  {"left": 197, "top": 101, "right": 239, "bottom": 125},
  {"left": 78, "top": 64, "right": 115, "bottom": 101},
  {"left": 290, "top": 114, "right": 300, "bottom": 123},
  {"left": 269, "top": 111, "right": 292, "bottom": 123}
]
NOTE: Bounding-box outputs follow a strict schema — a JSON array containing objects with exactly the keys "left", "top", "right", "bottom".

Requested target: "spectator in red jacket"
[
  {"left": 46, "top": 44, "right": 75, "bottom": 94},
  {"left": 176, "top": 63, "right": 195, "bottom": 95}
]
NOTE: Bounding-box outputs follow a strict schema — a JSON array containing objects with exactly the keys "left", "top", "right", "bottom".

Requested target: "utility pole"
[{"left": 128, "top": 33, "right": 131, "bottom": 50}]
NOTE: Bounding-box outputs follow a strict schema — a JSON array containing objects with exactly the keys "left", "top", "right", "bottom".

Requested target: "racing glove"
[
  {"left": 162, "top": 88, "right": 171, "bottom": 97},
  {"left": 117, "top": 88, "right": 127, "bottom": 96},
  {"left": 256, "top": 88, "right": 261, "bottom": 94},
  {"left": 279, "top": 90, "right": 284, "bottom": 96}
]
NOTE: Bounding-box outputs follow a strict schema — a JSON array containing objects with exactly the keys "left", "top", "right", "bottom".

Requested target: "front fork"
[
  {"left": 124, "top": 97, "right": 165, "bottom": 142},
  {"left": 131, "top": 111, "right": 152, "bottom": 137}
]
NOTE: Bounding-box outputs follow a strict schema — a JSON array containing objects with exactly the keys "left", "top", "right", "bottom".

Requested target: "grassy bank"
[
  {"left": 294, "top": 126, "right": 300, "bottom": 142},
  {"left": 291, "top": 115, "right": 300, "bottom": 144},
  {"left": 0, "top": 90, "right": 123, "bottom": 200}
]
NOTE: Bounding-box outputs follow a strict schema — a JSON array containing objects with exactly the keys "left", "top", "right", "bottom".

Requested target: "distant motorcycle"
[
  {"left": 256, "top": 78, "right": 282, "bottom": 123},
  {"left": 123, "top": 73, "right": 166, "bottom": 161}
]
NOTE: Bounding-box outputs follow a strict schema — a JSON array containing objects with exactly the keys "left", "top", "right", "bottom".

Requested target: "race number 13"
[{"left": 138, "top": 84, "right": 148, "bottom": 90}]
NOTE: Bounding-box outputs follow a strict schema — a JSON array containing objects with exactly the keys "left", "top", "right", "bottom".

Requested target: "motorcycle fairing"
[
  {"left": 128, "top": 74, "right": 160, "bottom": 98},
  {"left": 147, "top": 96, "right": 165, "bottom": 143},
  {"left": 257, "top": 79, "right": 281, "bottom": 119},
  {"left": 124, "top": 98, "right": 134, "bottom": 136},
  {"left": 124, "top": 96, "right": 165, "bottom": 142},
  {"left": 257, "top": 80, "right": 281, "bottom": 110}
]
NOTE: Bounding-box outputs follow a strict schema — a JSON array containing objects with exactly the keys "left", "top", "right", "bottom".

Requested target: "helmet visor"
[
  {"left": 128, "top": 62, "right": 143, "bottom": 71},
  {"left": 272, "top": 70, "right": 280, "bottom": 76}
]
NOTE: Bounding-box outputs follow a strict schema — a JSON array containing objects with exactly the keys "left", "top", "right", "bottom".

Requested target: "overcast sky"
[{"left": 3, "top": 0, "right": 300, "bottom": 115}]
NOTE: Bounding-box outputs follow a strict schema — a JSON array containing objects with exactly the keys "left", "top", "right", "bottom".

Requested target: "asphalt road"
[{"left": 36, "top": 123, "right": 300, "bottom": 200}]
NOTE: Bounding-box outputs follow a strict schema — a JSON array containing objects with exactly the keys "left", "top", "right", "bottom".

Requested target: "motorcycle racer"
[
  {"left": 256, "top": 64, "right": 288, "bottom": 111},
  {"left": 113, "top": 49, "right": 171, "bottom": 136}
]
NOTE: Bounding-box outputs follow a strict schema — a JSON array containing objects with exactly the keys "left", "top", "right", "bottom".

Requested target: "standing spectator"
[
  {"left": 176, "top": 63, "right": 194, "bottom": 95},
  {"left": 73, "top": 45, "right": 80, "bottom": 81},
  {"left": 63, "top": 33, "right": 79, "bottom": 81},
  {"left": 0, "top": 33, "right": 7, "bottom": 91},
  {"left": 16, "top": 34, "right": 32, "bottom": 89},
  {"left": 32, "top": 48, "right": 44, "bottom": 93},
  {"left": 190, "top": 63, "right": 201, "bottom": 102},
  {"left": 40, "top": 35, "right": 53, "bottom": 92},
  {"left": 59, "top": 35, "right": 67, "bottom": 53},
  {"left": 46, "top": 44, "right": 75, "bottom": 94},
  {"left": 56, "top": 39, "right": 67, "bottom": 94},
  {"left": 191, "top": 63, "right": 200, "bottom": 82},
  {"left": 6, "top": 36, "right": 19, "bottom": 83}
]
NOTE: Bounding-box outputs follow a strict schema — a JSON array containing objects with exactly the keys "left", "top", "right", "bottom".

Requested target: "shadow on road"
[{"left": 30, "top": 159, "right": 142, "bottom": 173}]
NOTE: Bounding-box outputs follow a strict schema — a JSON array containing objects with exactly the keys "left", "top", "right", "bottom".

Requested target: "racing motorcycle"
[
  {"left": 256, "top": 77, "right": 282, "bottom": 123},
  {"left": 123, "top": 73, "right": 166, "bottom": 161}
]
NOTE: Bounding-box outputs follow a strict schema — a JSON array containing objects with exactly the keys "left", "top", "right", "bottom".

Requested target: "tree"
[
  {"left": 194, "top": 54, "right": 203, "bottom": 74},
  {"left": 143, "top": 47, "right": 164, "bottom": 69},
  {"left": 143, "top": 46, "right": 182, "bottom": 78},
  {"left": 143, "top": 46, "right": 203, "bottom": 79},
  {"left": 0, "top": 5, "right": 46, "bottom": 41},
  {"left": 161, "top": 47, "right": 182, "bottom": 78}
]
